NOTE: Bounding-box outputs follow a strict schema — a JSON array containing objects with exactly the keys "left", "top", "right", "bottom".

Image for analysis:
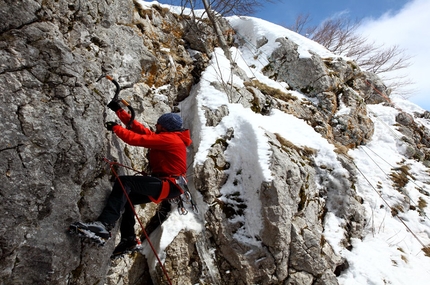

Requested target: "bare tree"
[
  {"left": 208, "top": 0, "right": 262, "bottom": 16},
  {"left": 178, "top": 0, "right": 266, "bottom": 61},
  {"left": 178, "top": 0, "right": 263, "bottom": 16},
  {"left": 288, "top": 13, "right": 317, "bottom": 36},
  {"left": 292, "top": 15, "right": 414, "bottom": 97},
  {"left": 201, "top": 0, "right": 232, "bottom": 60}
]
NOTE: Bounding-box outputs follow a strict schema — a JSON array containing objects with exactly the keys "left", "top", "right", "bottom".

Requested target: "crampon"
[{"left": 68, "top": 222, "right": 111, "bottom": 246}]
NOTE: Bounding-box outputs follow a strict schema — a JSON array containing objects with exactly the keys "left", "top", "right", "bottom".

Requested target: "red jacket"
[{"left": 111, "top": 109, "right": 192, "bottom": 176}]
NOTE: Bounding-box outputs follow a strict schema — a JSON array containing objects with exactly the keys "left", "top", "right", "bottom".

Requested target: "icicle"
[
  {"left": 195, "top": 235, "right": 221, "bottom": 284},
  {"left": 168, "top": 55, "right": 177, "bottom": 77}
]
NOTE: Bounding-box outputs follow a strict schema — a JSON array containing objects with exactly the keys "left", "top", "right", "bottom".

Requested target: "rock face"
[
  {"left": 1, "top": 1, "right": 428, "bottom": 285},
  {"left": 0, "top": 1, "right": 165, "bottom": 284}
]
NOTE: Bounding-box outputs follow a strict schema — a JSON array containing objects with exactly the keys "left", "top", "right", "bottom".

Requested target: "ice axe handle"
[{"left": 121, "top": 99, "right": 135, "bottom": 129}]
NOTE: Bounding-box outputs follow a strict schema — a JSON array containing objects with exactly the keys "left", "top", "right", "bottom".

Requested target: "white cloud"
[{"left": 357, "top": 0, "right": 430, "bottom": 111}]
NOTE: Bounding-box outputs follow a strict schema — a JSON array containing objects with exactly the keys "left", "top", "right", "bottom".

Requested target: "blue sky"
[
  {"left": 154, "top": 0, "right": 430, "bottom": 111},
  {"left": 253, "top": 0, "right": 410, "bottom": 27}
]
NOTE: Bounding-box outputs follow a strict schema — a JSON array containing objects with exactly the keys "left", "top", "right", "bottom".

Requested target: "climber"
[{"left": 70, "top": 100, "right": 192, "bottom": 258}]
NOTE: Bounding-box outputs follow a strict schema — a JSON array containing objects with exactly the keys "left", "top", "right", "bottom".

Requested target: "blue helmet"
[{"left": 157, "top": 113, "right": 183, "bottom": 131}]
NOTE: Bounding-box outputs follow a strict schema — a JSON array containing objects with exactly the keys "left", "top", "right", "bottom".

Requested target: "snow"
[
  {"left": 138, "top": 2, "right": 430, "bottom": 284},
  {"left": 228, "top": 16, "right": 337, "bottom": 61},
  {"left": 142, "top": 206, "right": 203, "bottom": 269}
]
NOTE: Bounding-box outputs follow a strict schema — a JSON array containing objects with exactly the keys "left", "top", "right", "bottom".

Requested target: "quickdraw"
[
  {"left": 97, "top": 74, "right": 135, "bottom": 129},
  {"left": 171, "top": 176, "right": 199, "bottom": 215}
]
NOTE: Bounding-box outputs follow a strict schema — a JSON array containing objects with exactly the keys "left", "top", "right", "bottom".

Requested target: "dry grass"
[
  {"left": 390, "top": 164, "right": 411, "bottom": 191},
  {"left": 275, "top": 133, "right": 317, "bottom": 158},
  {"left": 422, "top": 246, "right": 430, "bottom": 257},
  {"left": 245, "top": 80, "right": 297, "bottom": 102},
  {"left": 418, "top": 197, "right": 428, "bottom": 210}
]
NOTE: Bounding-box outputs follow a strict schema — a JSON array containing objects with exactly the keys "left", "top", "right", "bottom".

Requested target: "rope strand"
[{"left": 104, "top": 158, "right": 172, "bottom": 285}]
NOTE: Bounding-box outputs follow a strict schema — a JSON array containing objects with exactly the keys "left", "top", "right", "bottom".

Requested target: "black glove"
[
  {"left": 105, "top": 121, "right": 118, "bottom": 131},
  {"left": 107, "top": 100, "right": 121, "bottom": 112}
]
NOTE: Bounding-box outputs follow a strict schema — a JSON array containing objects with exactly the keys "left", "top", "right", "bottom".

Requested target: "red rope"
[
  {"left": 365, "top": 80, "right": 391, "bottom": 103},
  {"left": 103, "top": 158, "right": 172, "bottom": 285},
  {"left": 103, "top": 158, "right": 147, "bottom": 176}
]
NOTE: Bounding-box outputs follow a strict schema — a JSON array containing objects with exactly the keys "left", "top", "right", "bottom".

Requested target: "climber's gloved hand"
[
  {"left": 105, "top": 122, "right": 118, "bottom": 131},
  {"left": 107, "top": 100, "right": 121, "bottom": 112}
]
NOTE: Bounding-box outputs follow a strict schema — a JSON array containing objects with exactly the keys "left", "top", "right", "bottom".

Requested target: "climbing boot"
[{"left": 111, "top": 236, "right": 141, "bottom": 259}]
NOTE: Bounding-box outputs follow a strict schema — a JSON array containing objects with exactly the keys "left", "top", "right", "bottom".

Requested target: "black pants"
[{"left": 98, "top": 176, "right": 181, "bottom": 238}]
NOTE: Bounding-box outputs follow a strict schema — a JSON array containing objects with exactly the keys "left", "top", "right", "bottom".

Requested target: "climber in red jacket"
[{"left": 71, "top": 100, "right": 192, "bottom": 258}]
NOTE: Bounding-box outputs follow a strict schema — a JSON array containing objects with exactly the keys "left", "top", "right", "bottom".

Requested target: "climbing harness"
[
  {"left": 97, "top": 74, "right": 135, "bottom": 129},
  {"left": 103, "top": 158, "right": 199, "bottom": 215},
  {"left": 103, "top": 158, "right": 173, "bottom": 285}
]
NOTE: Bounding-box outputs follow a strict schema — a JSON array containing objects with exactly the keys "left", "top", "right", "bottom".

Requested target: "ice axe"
[{"left": 97, "top": 75, "right": 135, "bottom": 129}]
